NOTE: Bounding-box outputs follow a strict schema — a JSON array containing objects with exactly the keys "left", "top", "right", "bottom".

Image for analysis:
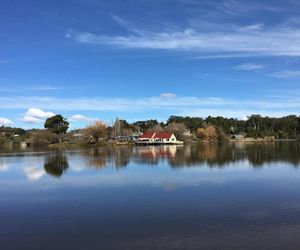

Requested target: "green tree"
[{"left": 44, "top": 115, "right": 69, "bottom": 143}]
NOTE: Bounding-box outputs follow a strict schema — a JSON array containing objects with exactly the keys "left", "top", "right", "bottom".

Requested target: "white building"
[{"left": 137, "top": 132, "right": 183, "bottom": 145}]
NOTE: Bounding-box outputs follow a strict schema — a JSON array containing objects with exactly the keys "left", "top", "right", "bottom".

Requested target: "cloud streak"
[
  {"left": 67, "top": 21, "right": 300, "bottom": 57},
  {"left": 271, "top": 70, "right": 300, "bottom": 78},
  {"left": 234, "top": 63, "right": 265, "bottom": 71}
]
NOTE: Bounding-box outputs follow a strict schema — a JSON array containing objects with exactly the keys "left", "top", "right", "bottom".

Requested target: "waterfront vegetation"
[{"left": 1, "top": 114, "right": 300, "bottom": 150}]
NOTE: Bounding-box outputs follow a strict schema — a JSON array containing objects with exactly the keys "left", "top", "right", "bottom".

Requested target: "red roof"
[
  {"left": 139, "top": 132, "right": 174, "bottom": 139},
  {"left": 139, "top": 132, "right": 155, "bottom": 139},
  {"left": 153, "top": 132, "right": 173, "bottom": 139}
]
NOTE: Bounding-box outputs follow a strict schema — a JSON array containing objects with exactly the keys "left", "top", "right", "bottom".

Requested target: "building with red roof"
[{"left": 137, "top": 132, "right": 183, "bottom": 144}]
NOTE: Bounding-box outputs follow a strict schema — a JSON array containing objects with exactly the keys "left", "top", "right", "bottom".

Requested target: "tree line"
[{"left": 1, "top": 114, "right": 300, "bottom": 148}]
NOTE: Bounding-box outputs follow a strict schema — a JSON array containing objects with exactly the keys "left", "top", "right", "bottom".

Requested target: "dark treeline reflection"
[
  {"left": 44, "top": 153, "right": 69, "bottom": 177},
  {"left": 42, "top": 142, "right": 300, "bottom": 177},
  {"left": 74, "top": 142, "right": 300, "bottom": 171}
]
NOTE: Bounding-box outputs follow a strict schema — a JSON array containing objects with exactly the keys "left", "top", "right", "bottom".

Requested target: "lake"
[{"left": 1, "top": 142, "right": 300, "bottom": 249}]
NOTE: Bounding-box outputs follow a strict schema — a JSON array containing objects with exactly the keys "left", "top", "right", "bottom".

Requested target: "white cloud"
[
  {"left": 69, "top": 114, "right": 97, "bottom": 122},
  {"left": 234, "top": 63, "right": 265, "bottom": 71},
  {"left": 67, "top": 23, "right": 300, "bottom": 57},
  {"left": 271, "top": 70, "right": 300, "bottom": 78},
  {"left": 0, "top": 117, "right": 14, "bottom": 126},
  {"left": 21, "top": 108, "right": 55, "bottom": 124},
  {"left": 21, "top": 116, "right": 43, "bottom": 124},
  {"left": 26, "top": 108, "right": 55, "bottom": 119}
]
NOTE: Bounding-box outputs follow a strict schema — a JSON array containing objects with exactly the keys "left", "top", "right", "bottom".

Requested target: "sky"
[{"left": 1, "top": 0, "right": 300, "bottom": 129}]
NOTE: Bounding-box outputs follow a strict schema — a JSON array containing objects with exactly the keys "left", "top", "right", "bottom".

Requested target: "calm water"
[{"left": 1, "top": 142, "right": 300, "bottom": 250}]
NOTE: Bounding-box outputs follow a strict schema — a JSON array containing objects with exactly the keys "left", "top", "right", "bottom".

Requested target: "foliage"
[
  {"left": 44, "top": 115, "right": 69, "bottom": 135},
  {"left": 167, "top": 116, "right": 204, "bottom": 132},
  {"left": 165, "top": 122, "right": 187, "bottom": 140},
  {"left": 196, "top": 126, "right": 217, "bottom": 141},
  {"left": 132, "top": 119, "right": 160, "bottom": 132},
  {"left": 0, "top": 126, "right": 26, "bottom": 137},
  {"left": 167, "top": 115, "right": 300, "bottom": 140},
  {"left": 82, "top": 120, "right": 107, "bottom": 143},
  {"left": 28, "top": 130, "right": 58, "bottom": 146}
]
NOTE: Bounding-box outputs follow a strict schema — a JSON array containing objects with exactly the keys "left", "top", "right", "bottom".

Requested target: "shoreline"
[
  {"left": 1, "top": 138, "right": 299, "bottom": 152},
  {"left": 47, "top": 138, "right": 299, "bottom": 149}
]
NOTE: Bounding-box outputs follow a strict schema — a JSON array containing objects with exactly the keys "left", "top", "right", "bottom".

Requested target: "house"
[{"left": 137, "top": 132, "right": 183, "bottom": 145}]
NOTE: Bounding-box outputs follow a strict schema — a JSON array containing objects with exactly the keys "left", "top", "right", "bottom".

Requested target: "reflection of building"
[
  {"left": 137, "top": 132, "right": 183, "bottom": 145},
  {"left": 137, "top": 146, "right": 178, "bottom": 160}
]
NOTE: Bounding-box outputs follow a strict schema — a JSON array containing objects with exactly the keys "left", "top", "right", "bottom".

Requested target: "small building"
[{"left": 137, "top": 132, "right": 183, "bottom": 145}]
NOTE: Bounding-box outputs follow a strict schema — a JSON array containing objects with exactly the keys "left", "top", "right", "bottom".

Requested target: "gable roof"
[
  {"left": 154, "top": 132, "right": 173, "bottom": 139},
  {"left": 139, "top": 132, "right": 155, "bottom": 139},
  {"left": 139, "top": 132, "right": 174, "bottom": 139}
]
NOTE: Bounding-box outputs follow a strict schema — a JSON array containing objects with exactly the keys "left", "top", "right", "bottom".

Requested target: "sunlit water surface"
[{"left": 1, "top": 142, "right": 300, "bottom": 249}]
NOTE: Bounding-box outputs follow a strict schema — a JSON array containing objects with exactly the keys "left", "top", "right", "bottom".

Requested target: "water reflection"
[
  {"left": 44, "top": 153, "right": 69, "bottom": 177},
  {"left": 2, "top": 142, "right": 300, "bottom": 250},
  {"left": 1, "top": 142, "right": 300, "bottom": 180},
  {"left": 77, "top": 142, "right": 300, "bottom": 171}
]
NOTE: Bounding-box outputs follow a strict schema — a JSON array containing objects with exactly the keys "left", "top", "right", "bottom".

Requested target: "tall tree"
[{"left": 44, "top": 115, "right": 69, "bottom": 143}]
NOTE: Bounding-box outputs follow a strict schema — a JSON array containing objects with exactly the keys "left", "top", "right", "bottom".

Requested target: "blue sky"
[{"left": 1, "top": 0, "right": 300, "bottom": 129}]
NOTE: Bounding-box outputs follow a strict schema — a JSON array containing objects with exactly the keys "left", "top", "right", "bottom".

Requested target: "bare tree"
[
  {"left": 83, "top": 121, "right": 107, "bottom": 143},
  {"left": 166, "top": 122, "right": 186, "bottom": 140},
  {"left": 196, "top": 126, "right": 217, "bottom": 141}
]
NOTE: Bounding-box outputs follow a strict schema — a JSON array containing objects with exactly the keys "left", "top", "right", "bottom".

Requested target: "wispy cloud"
[
  {"left": 234, "top": 63, "right": 265, "bottom": 71},
  {"left": 271, "top": 70, "right": 300, "bottom": 78},
  {"left": 28, "top": 85, "right": 63, "bottom": 91},
  {"left": 67, "top": 19, "right": 300, "bottom": 57},
  {"left": 0, "top": 85, "right": 63, "bottom": 93}
]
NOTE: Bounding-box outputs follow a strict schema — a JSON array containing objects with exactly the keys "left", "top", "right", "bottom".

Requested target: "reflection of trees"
[
  {"left": 44, "top": 153, "right": 69, "bottom": 177},
  {"left": 169, "top": 144, "right": 237, "bottom": 168},
  {"left": 79, "top": 146, "right": 133, "bottom": 169},
  {"left": 114, "top": 146, "right": 132, "bottom": 168},
  {"left": 80, "top": 147, "right": 110, "bottom": 169},
  {"left": 153, "top": 142, "right": 293, "bottom": 167},
  {"left": 246, "top": 142, "right": 300, "bottom": 167},
  {"left": 76, "top": 142, "right": 300, "bottom": 170},
  {"left": 168, "top": 142, "right": 300, "bottom": 168}
]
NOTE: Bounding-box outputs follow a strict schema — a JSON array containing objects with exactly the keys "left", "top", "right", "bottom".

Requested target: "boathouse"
[{"left": 137, "top": 132, "right": 182, "bottom": 144}]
